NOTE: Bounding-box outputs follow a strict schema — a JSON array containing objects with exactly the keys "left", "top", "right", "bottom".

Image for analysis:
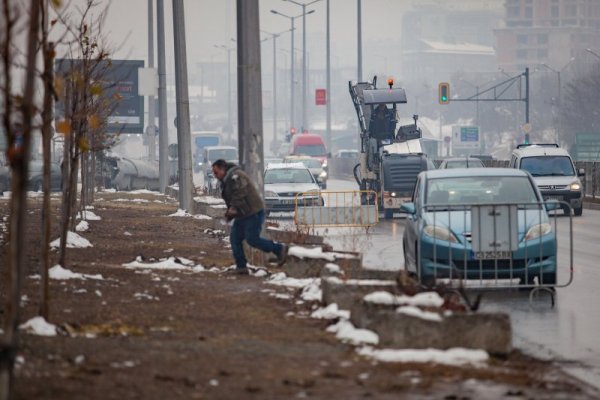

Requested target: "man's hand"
[{"left": 225, "top": 207, "right": 237, "bottom": 221}]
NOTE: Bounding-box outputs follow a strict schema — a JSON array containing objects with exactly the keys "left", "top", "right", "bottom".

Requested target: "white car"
[{"left": 264, "top": 163, "right": 323, "bottom": 215}]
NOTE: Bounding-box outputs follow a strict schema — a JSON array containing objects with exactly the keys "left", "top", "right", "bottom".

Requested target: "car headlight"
[
  {"left": 265, "top": 190, "right": 278, "bottom": 198},
  {"left": 319, "top": 171, "right": 327, "bottom": 179},
  {"left": 423, "top": 225, "right": 457, "bottom": 243},
  {"left": 524, "top": 223, "right": 552, "bottom": 241},
  {"left": 305, "top": 189, "right": 320, "bottom": 197},
  {"left": 391, "top": 192, "right": 397, "bottom": 197},
  {"left": 570, "top": 182, "right": 581, "bottom": 191},
  {"left": 322, "top": 160, "right": 328, "bottom": 168}
]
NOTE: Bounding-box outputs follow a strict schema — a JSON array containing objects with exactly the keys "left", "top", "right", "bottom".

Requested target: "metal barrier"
[
  {"left": 294, "top": 190, "right": 379, "bottom": 228},
  {"left": 410, "top": 201, "right": 573, "bottom": 291}
]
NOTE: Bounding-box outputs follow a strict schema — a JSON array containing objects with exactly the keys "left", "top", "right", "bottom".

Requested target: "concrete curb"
[
  {"left": 321, "top": 277, "right": 398, "bottom": 310},
  {"left": 350, "top": 301, "right": 512, "bottom": 355}
]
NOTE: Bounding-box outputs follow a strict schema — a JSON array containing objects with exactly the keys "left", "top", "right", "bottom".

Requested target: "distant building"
[
  {"left": 495, "top": 0, "right": 600, "bottom": 72},
  {"left": 401, "top": 1, "right": 503, "bottom": 82}
]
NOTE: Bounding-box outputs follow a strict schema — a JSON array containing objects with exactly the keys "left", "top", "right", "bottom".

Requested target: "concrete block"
[
  {"left": 266, "top": 227, "right": 324, "bottom": 245},
  {"left": 284, "top": 251, "right": 362, "bottom": 279},
  {"left": 350, "top": 301, "right": 512, "bottom": 355},
  {"left": 321, "top": 277, "right": 399, "bottom": 310}
]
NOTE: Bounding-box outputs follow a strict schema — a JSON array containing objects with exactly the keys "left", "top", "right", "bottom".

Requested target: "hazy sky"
[{"left": 95, "top": 0, "right": 410, "bottom": 77}]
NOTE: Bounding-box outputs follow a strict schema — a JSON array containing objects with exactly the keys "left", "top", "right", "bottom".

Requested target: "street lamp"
[
  {"left": 586, "top": 48, "right": 600, "bottom": 60},
  {"left": 538, "top": 57, "right": 576, "bottom": 142},
  {"left": 214, "top": 44, "right": 236, "bottom": 142},
  {"left": 271, "top": 9, "right": 307, "bottom": 132},
  {"left": 261, "top": 29, "right": 292, "bottom": 148},
  {"left": 281, "top": 0, "right": 321, "bottom": 131}
]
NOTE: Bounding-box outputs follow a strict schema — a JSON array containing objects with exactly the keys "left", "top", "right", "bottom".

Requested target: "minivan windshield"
[
  {"left": 295, "top": 144, "right": 326, "bottom": 157},
  {"left": 520, "top": 156, "right": 574, "bottom": 177},
  {"left": 208, "top": 148, "right": 237, "bottom": 161}
]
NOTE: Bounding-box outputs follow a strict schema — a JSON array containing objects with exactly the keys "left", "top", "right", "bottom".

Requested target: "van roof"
[{"left": 513, "top": 145, "right": 571, "bottom": 157}]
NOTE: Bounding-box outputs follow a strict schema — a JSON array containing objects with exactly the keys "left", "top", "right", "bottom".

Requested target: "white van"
[{"left": 509, "top": 144, "right": 584, "bottom": 216}]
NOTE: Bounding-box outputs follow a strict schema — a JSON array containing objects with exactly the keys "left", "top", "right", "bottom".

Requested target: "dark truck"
[{"left": 380, "top": 153, "right": 435, "bottom": 219}]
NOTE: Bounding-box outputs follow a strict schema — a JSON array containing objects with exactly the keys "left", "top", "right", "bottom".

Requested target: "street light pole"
[
  {"left": 282, "top": 1, "right": 321, "bottom": 131},
  {"left": 326, "top": 0, "right": 331, "bottom": 153},
  {"left": 157, "top": 0, "right": 169, "bottom": 192},
  {"left": 271, "top": 10, "right": 308, "bottom": 132},
  {"left": 540, "top": 57, "right": 575, "bottom": 143},
  {"left": 214, "top": 45, "right": 235, "bottom": 143},
  {"left": 357, "top": 0, "right": 362, "bottom": 81},
  {"left": 147, "top": 0, "right": 156, "bottom": 161}
]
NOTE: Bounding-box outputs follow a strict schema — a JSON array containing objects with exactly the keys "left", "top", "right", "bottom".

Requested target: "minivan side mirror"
[{"left": 578, "top": 168, "right": 585, "bottom": 177}]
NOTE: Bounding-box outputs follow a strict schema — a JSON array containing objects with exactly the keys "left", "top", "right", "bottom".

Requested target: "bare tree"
[{"left": 0, "top": 0, "right": 41, "bottom": 397}]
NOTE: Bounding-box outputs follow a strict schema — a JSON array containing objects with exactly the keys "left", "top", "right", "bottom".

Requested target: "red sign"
[{"left": 315, "top": 89, "right": 327, "bottom": 106}]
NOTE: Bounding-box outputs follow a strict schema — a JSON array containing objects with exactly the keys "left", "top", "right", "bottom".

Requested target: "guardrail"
[
  {"left": 294, "top": 190, "right": 379, "bottom": 228},
  {"left": 409, "top": 201, "right": 573, "bottom": 292}
]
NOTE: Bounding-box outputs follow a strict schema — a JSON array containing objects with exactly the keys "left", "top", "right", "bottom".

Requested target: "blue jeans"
[{"left": 230, "top": 210, "right": 282, "bottom": 270}]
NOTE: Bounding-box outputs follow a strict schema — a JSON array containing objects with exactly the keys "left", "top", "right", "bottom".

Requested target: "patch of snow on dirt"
[
  {"left": 130, "top": 189, "right": 161, "bottom": 195},
  {"left": 49, "top": 265, "right": 103, "bottom": 280},
  {"left": 193, "top": 214, "right": 212, "bottom": 220},
  {"left": 266, "top": 272, "right": 317, "bottom": 289},
  {"left": 324, "top": 277, "right": 396, "bottom": 286},
  {"left": 77, "top": 211, "right": 101, "bottom": 220},
  {"left": 311, "top": 303, "right": 350, "bottom": 320},
  {"left": 289, "top": 246, "right": 335, "bottom": 261},
  {"left": 357, "top": 347, "right": 489, "bottom": 366},
  {"left": 169, "top": 209, "right": 192, "bottom": 217},
  {"left": 324, "top": 263, "right": 342, "bottom": 275},
  {"left": 75, "top": 220, "right": 89, "bottom": 232},
  {"left": 327, "top": 320, "right": 379, "bottom": 346},
  {"left": 123, "top": 256, "right": 203, "bottom": 272},
  {"left": 50, "top": 232, "right": 93, "bottom": 249},
  {"left": 19, "top": 317, "right": 57, "bottom": 336},
  {"left": 300, "top": 280, "right": 322, "bottom": 302}
]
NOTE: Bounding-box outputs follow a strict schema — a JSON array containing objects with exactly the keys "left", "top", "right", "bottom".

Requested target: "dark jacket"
[{"left": 220, "top": 163, "right": 264, "bottom": 219}]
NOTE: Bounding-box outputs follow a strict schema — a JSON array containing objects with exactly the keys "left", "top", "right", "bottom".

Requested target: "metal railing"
[
  {"left": 294, "top": 190, "right": 379, "bottom": 228},
  {"left": 409, "top": 200, "right": 573, "bottom": 291}
]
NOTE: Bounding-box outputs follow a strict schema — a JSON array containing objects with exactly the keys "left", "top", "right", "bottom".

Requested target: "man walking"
[{"left": 212, "top": 159, "right": 287, "bottom": 275}]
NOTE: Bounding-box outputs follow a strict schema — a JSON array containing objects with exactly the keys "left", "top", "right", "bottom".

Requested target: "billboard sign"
[
  {"left": 452, "top": 125, "right": 480, "bottom": 150},
  {"left": 55, "top": 59, "right": 145, "bottom": 134}
]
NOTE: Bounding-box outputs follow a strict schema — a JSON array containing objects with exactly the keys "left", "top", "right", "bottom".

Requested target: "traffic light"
[{"left": 438, "top": 82, "right": 450, "bottom": 105}]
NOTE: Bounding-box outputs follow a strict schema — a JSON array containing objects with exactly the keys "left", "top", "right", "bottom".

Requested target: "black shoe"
[
  {"left": 276, "top": 244, "right": 288, "bottom": 266},
  {"left": 227, "top": 267, "right": 249, "bottom": 276}
]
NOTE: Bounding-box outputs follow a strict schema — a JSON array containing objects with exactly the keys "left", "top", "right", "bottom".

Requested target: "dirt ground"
[{"left": 0, "top": 191, "right": 597, "bottom": 399}]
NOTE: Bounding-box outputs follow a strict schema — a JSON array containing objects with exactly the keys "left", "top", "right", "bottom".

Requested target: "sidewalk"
[{"left": 0, "top": 191, "right": 596, "bottom": 399}]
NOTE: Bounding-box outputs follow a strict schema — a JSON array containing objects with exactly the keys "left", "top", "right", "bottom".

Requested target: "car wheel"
[
  {"left": 562, "top": 205, "right": 571, "bottom": 216},
  {"left": 384, "top": 209, "right": 393, "bottom": 220},
  {"left": 35, "top": 180, "right": 43, "bottom": 192},
  {"left": 574, "top": 206, "right": 583, "bottom": 216}
]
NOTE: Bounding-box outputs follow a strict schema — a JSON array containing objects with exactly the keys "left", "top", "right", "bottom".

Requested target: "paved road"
[{"left": 319, "top": 178, "right": 600, "bottom": 389}]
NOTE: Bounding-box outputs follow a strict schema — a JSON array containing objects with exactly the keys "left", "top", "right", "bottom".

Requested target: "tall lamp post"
[
  {"left": 539, "top": 57, "right": 576, "bottom": 142},
  {"left": 214, "top": 44, "right": 236, "bottom": 142},
  {"left": 271, "top": 9, "right": 308, "bottom": 132},
  {"left": 279, "top": 1, "right": 320, "bottom": 131}
]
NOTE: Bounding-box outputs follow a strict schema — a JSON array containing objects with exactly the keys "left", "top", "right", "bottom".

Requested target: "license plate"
[
  {"left": 474, "top": 251, "right": 511, "bottom": 260},
  {"left": 281, "top": 199, "right": 294, "bottom": 205},
  {"left": 544, "top": 195, "right": 563, "bottom": 201}
]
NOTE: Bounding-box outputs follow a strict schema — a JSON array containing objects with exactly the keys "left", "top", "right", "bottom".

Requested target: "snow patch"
[
  {"left": 49, "top": 265, "right": 103, "bottom": 281},
  {"left": 325, "top": 263, "right": 342, "bottom": 275},
  {"left": 300, "top": 279, "right": 322, "bottom": 302},
  {"left": 363, "top": 291, "right": 444, "bottom": 308},
  {"left": 396, "top": 305, "right": 442, "bottom": 322},
  {"left": 75, "top": 220, "right": 89, "bottom": 232},
  {"left": 50, "top": 232, "right": 93, "bottom": 249},
  {"left": 266, "top": 272, "right": 317, "bottom": 289},
  {"left": 357, "top": 347, "right": 489, "bottom": 366},
  {"left": 289, "top": 246, "right": 336, "bottom": 261},
  {"left": 77, "top": 211, "right": 101, "bottom": 220},
  {"left": 169, "top": 209, "right": 191, "bottom": 217},
  {"left": 124, "top": 231, "right": 132, "bottom": 236},
  {"left": 19, "top": 317, "right": 57, "bottom": 336},
  {"left": 130, "top": 189, "right": 160, "bottom": 195},
  {"left": 193, "top": 214, "right": 212, "bottom": 220},
  {"left": 123, "top": 256, "right": 204, "bottom": 272},
  {"left": 194, "top": 196, "right": 225, "bottom": 205},
  {"left": 327, "top": 320, "right": 379, "bottom": 346},
  {"left": 311, "top": 303, "right": 350, "bottom": 320}
]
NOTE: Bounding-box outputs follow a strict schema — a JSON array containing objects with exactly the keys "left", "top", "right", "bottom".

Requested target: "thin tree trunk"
[
  {"left": 39, "top": 0, "right": 54, "bottom": 320},
  {"left": 58, "top": 87, "right": 72, "bottom": 267},
  {"left": 0, "top": 0, "right": 41, "bottom": 398}
]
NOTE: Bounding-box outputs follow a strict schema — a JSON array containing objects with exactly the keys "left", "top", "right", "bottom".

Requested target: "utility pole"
[
  {"left": 525, "top": 67, "right": 530, "bottom": 143},
  {"left": 147, "top": 0, "right": 156, "bottom": 161},
  {"left": 214, "top": 44, "right": 235, "bottom": 143},
  {"left": 357, "top": 0, "right": 362, "bottom": 81},
  {"left": 172, "top": 0, "right": 193, "bottom": 210},
  {"left": 157, "top": 0, "right": 169, "bottom": 192},
  {"left": 237, "top": 0, "right": 264, "bottom": 193},
  {"left": 326, "top": 0, "right": 331, "bottom": 153}
]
